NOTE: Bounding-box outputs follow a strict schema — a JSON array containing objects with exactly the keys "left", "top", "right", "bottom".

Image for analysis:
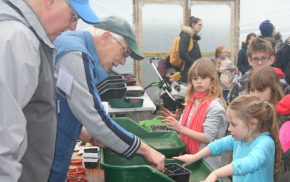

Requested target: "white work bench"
[{"left": 107, "top": 86, "right": 156, "bottom": 114}]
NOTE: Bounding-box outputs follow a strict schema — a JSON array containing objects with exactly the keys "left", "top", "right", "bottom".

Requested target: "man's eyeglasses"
[
  {"left": 113, "top": 36, "right": 130, "bottom": 58},
  {"left": 250, "top": 56, "right": 270, "bottom": 64}
]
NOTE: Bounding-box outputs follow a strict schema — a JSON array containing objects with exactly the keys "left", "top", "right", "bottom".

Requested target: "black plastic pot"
[
  {"left": 83, "top": 147, "right": 100, "bottom": 169},
  {"left": 84, "top": 147, "right": 99, "bottom": 153},
  {"left": 165, "top": 163, "right": 191, "bottom": 182},
  {"left": 84, "top": 161, "right": 98, "bottom": 169}
]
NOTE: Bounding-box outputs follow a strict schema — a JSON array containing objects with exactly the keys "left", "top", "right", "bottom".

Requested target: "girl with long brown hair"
[
  {"left": 162, "top": 58, "right": 227, "bottom": 169},
  {"left": 247, "top": 66, "right": 284, "bottom": 106}
]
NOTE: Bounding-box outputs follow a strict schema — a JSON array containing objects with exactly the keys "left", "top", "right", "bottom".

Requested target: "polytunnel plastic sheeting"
[
  {"left": 76, "top": 0, "right": 290, "bottom": 48},
  {"left": 240, "top": 0, "right": 290, "bottom": 45}
]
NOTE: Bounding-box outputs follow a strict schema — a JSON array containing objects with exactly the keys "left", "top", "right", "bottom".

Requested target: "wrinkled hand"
[
  {"left": 139, "top": 142, "right": 165, "bottom": 172},
  {"left": 161, "top": 108, "right": 178, "bottom": 119},
  {"left": 172, "top": 154, "right": 196, "bottom": 167},
  {"left": 144, "top": 148, "right": 165, "bottom": 172},
  {"left": 162, "top": 117, "right": 181, "bottom": 132}
]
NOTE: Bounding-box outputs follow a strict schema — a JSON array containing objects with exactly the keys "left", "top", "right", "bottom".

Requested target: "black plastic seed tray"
[
  {"left": 96, "top": 75, "right": 125, "bottom": 89},
  {"left": 165, "top": 163, "right": 191, "bottom": 182},
  {"left": 149, "top": 125, "right": 170, "bottom": 132},
  {"left": 96, "top": 75, "right": 124, "bottom": 90},
  {"left": 99, "top": 83, "right": 127, "bottom": 101},
  {"left": 126, "top": 89, "right": 145, "bottom": 97}
]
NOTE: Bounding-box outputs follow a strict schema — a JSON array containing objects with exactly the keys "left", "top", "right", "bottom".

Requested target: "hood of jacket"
[
  {"left": 181, "top": 25, "right": 194, "bottom": 36},
  {"left": 181, "top": 25, "right": 201, "bottom": 41},
  {"left": 0, "top": 0, "right": 54, "bottom": 48}
]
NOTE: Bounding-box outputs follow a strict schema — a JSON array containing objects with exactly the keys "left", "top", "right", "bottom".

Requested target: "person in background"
[
  {"left": 247, "top": 66, "right": 284, "bottom": 106},
  {"left": 259, "top": 20, "right": 283, "bottom": 51},
  {"left": 259, "top": 20, "right": 274, "bottom": 38},
  {"left": 228, "top": 38, "right": 276, "bottom": 102},
  {"left": 214, "top": 45, "right": 231, "bottom": 72},
  {"left": 275, "top": 94, "right": 290, "bottom": 182},
  {"left": 214, "top": 45, "right": 237, "bottom": 102},
  {"left": 179, "top": 16, "right": 203, "bottom": 83},
  {"left": 49, "top": 16, "right": 165, "bottom": 181},
  {"left": 263, "top": 36, "right": 277, "bottom": 54},
  {"left": 274, "top": 36, "right": 290, "bottom": 85},
  {"left": 237, "top": 33, "right": 256, "bottom": 75},
  {"left": 174, "top": 94, "right": 283, "bottom": 182},
  {"left": 0, "top": 0, "right": 99, "bottom": 181},
  {"left": 273, "top": 32, "right": 284, "bottom": 52},
  {"left": 162, "top": 59, "right": 227, "bottom": 170}
]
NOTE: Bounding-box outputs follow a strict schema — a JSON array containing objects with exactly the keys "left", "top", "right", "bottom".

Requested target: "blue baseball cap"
[{"left": 67, "top": 0, "right": 100, "bottom": 24}]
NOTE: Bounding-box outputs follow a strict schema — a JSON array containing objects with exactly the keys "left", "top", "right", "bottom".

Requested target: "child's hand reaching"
[
  {"left": 162, "top": 117, "right": 181, "bottom": 132},
  {"left": 172, "top": 154, "right": 196, "bottom": 167},
  {"left": 161, "top": 108, "right": 179, "bottom": 119},
  {"left": 173, "top": 147, "right": 212, "bottom": 168},
  {"left": 202, "top": 172, "right": 218, "bottom": 182}
]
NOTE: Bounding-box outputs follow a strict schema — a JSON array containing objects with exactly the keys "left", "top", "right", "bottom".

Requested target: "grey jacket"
[
  {"left": 181, "top": 98, "right": 227, "bottom": 169},
  {"left": 0, "top": 0, "right": 56, "bottom": 181}
]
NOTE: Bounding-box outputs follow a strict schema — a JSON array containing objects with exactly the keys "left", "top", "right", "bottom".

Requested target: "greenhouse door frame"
[{"left": 133, "top": 0, "right": 239, "bottom": 83}]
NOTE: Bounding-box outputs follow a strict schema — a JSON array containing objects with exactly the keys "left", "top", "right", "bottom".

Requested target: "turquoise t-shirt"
[{"left": 208, "top": 132, "right": 275, "bottom": 182}]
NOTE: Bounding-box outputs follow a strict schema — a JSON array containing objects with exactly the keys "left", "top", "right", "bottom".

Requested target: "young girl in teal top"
[{"left": 173, "top": 94, "right": 283, "bottom": 182}]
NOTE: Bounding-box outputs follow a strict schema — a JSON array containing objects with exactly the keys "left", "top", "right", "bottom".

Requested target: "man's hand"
[
  {"left": 90, "top": 138, "right": 105, "bottom": 148},
  {"left": 137, "top": 142, "right": 165, "bottom": 172}
]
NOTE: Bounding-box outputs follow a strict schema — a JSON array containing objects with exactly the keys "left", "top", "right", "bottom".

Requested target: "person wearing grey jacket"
[
  {"left": 0, "top": 0, "right": 99, "bottom": 181},
  {"left": 49, "top": 16, "right": 165, "bottom": 181}
]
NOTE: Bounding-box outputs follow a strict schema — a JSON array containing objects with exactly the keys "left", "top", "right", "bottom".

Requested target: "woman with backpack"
[{"left": 179, "top": 16, "right": 203, "bottom": 83}]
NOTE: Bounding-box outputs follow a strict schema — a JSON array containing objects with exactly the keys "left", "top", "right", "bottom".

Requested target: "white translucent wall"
[
  {"left": 74, "top": 0, "right": 290, "bottom": 101},
  {"left": 240, "top": 0, "right": 290, "bottom": 45}
]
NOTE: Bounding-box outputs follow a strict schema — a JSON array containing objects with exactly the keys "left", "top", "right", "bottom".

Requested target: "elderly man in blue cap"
[
  {"left": 0, "top": 0, "right": 99, "bottom": 181},
  {"left": 49, "top": 16, "right": 165, "bottom": 181}
]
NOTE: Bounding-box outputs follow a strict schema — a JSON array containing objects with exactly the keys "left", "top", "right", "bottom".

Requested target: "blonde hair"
[
  {"left": 229, "top": 94, "right": 283, "bottom": 180},
  {"left": 215, "top": 45, "right": 226, "bottom": 59},
  {"left": 247, "top": 66, "right": 284, "bottom": 106},
  {"left": 185, "top": 59, "right": 225, "bottom": 105}
]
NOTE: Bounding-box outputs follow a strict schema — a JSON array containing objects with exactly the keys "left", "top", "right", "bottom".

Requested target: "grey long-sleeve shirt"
[
  {"left": 55, "top": 50, "right": 140, "bottom": 157},
  {"left": 182, "top": 98, "right": 228, "bottom": 169}
]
